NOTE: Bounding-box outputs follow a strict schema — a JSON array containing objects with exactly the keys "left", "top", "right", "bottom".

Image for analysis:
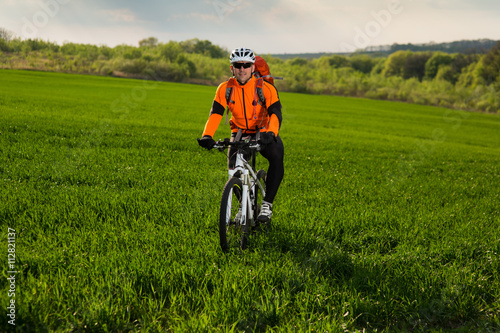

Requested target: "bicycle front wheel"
[{"left": 219, "top": 177, "right": 248, "bottom": 252}]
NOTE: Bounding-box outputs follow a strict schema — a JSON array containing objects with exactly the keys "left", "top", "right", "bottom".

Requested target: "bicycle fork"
[{"left": 228, "top": 168, "right": 255, "bottom": 227}]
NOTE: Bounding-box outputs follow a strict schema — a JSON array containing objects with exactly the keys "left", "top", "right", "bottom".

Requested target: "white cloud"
[
  {"left": 0, "top": 0, "right": 498, "bottom": 52},
  {"left": 100, "top": 8, "right": 137, "bottom": 23},
  {"left": 166, "top": 12, "right": 218, "bottom": 23},
  {"left": 45, "top": 23, "right": 157, "bottom": 46},
  {"left": 2, "top": 0, "right": 18, "bottom": 6}
]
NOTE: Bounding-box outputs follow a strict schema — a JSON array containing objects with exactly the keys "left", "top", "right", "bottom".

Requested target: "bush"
[
  {"left": 288, "top": 58, "right": 308, "bottom": 67},
  {"left": 435, "top": 65, "right": 455, "bottom": 83},
  {"left": 117, "top": 59, "right": 147, "bottom": 74},
  {"left": 370, "top": 58, "right": 386, "bottom": 75},
  {"left": 186, "top": 53, "right": 227, "bottom": 82},
  {"left": 99, "top": 46, "right": 114, "bottom": 59},
  {"left": 139, "top": 37, "right": 158, "bottom": 48},
  {"left": 77, "top": 44, "right": 99, "bottom": 61},
  {"left": 402, "top": 52, "right": 432, "bottom": 81},
  {"left": 349, "top": 55, "right": 376, "bottom": 74},
  {"left": 323, "top": 55, "right": 350, "bottom": 68},
  {"left": 179, "top": 38, "right": 227, "bottom": 58},
  {"left": 161, "top": 41, "right": 182, "bottom": 62},
  {"left": 425, "top": 52, "right": 453, "bottom": 79},
  {"left": 176, "top": 54, "right": 196, "bottom": 77},
  {"left": 479, "top": 41, "right": 500, "bottom": 85},
  {"left": 383, "top": 50, "right": 410, "bottom": 77},
  {"left": 0, "top": 27, "right": 13, "bottom": 42},
  {"left": 123, "top": 49, "right": 142, "bottom": 60},
  {"left": 148, "top": 61, "right": 189, "bottom": 81},
  {"left": 61, "top": 43, "right": 78, "bottom": 55},
  {"left": 0, "top": 39, "right": 10, "bottom": 52},
  {"left": 475, "top": 84, "right": 500, "bottom": 112}
]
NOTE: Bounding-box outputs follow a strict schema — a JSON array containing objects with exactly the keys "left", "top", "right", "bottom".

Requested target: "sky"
[{"left": 1, "top": 0, "right": 499, "bottom": 54}]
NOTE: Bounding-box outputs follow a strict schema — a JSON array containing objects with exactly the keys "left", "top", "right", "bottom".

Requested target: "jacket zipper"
[{"left": 242, "top": 88, "right": 249, "bottom": 130}]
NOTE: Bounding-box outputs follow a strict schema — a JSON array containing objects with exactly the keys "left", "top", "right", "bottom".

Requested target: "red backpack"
[{"left": 253, "top": 55, "right": 275, "bottom": 85}]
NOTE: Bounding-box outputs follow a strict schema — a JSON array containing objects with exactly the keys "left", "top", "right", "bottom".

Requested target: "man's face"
[{"left": 231, "top": 62, "right": 254, "bottom": 84}]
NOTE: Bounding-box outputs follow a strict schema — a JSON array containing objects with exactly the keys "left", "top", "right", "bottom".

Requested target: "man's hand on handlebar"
[
  {"left": 197, "top": 135, "right": 216, "bottom": 150},
  {"left": 258, "top": 131, "right": 276, "bottom": 145}
]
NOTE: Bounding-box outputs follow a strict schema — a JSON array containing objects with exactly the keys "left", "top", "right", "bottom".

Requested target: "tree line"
[
  {"left": 0, "top": 28, "right": 499, "bottom": 113},
  {"left": 367, "top": 39, "right": 498, "bottom": 55}
]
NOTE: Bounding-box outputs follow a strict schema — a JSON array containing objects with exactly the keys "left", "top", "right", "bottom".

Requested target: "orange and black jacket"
[{"left": 202, "top": 76, "right": 282, "bottom": 137}]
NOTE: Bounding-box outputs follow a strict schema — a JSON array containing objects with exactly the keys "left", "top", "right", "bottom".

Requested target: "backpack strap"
[
  {"left": 234, "top": 128, "right": 243, "bottom": 142},
  {"left": 224, "top": 78, "right": 237, "bottom": 125},
  {"left": 225, "top": 77, "right": 236, "bottom": 105},
  {"left": 255, "top": 77, "right": 266, "bottom": 107},
  {"left": 253, "top": 77, "right": 266, "bottom": 121},
  {"left": 254, "top": 72, "right": 284, "bottom": 84}
]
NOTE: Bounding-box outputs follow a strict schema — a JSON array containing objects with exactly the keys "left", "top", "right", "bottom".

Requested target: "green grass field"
[{"left": 1, "top": 69, "right": 499, "bottom": 332}]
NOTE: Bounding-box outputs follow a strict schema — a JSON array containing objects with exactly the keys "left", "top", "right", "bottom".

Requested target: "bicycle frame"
[
  {"left": 228, "top": 148, "right": 265, "bottom": 227},
  {"left": 215, "top": 138, "right": 266, "bottom": 228}
]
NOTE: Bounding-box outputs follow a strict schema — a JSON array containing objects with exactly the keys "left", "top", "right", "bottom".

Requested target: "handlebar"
[{"left": 213, "top": 137, "right": 261, "bottom": 152}]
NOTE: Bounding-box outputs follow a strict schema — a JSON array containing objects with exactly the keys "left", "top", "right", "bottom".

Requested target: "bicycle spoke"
[{"left": 219, "top": 177, "right": 244, "bottom": 252}]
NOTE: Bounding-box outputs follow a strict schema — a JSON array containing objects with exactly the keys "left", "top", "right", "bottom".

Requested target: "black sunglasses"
[{"left": 232, "top": 62, "right": 253, "bottom": 69}]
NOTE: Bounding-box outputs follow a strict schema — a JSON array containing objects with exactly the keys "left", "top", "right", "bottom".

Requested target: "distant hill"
[{"left": 271, "top": 39, "right": 499, "bottom": 59}]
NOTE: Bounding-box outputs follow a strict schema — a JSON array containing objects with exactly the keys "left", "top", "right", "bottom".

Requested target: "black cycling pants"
[{"left": 228, "top": 134, "right": 284, "bottom": 204}]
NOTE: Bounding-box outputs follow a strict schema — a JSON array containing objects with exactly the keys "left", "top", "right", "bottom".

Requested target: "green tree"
[
  {"left": 479, "top": 41, "right": 500, "bottom": 84},
  {"left": 424, "top": 52, "right": 453, "bottom": 79},
  {"left": 194, "top": 39, "right": 226, "bottom": 58},
  {"left": 139, "top": 37, "right": 158, "bottom": 48},
  {"left": 99, "top": 46, "right": 114, "bottom": 59},
  {"left": 456, "top": 62, "right": 479, "bottom": 87},
  {"left": 450, "top": 54, "right": 477, "bottom": 76},
  {"left": 26, "top": 38, "right": 48, "bottom": 51},
  {"left": 123, "top": 48, "right": 142, "bottom": 60},
  {"left": 61, "top": 43, "right": 78, "bottom": 55},
  {"left": 0, "top": 27, "right": 14, "bottom": 52},
  {"left": 78, "top": 44, "right": 99, "bottom": 61},
  {"left": 382, "top": 50, "right": 411, "bottom": 77},
  {"left": 402, "top": 52, "right": 431, "bottom": 81},
  {"left": 118, "top": 59, "right": 147, "bottom": 74},
  {"left": 178, "top": 38, "right": 226, "bottom": 58},
  {"left": 0, "top": 38, "right": 11, "bottom": 52},
  {"left": 434, "top": 54, "right": 478, "bottom": 84},
  {"left": 349, "top": 55, "right": 376, "bottom": 74},
  {"left": 176, "top": 54, "right": 196, "bottom": 77},
  {"left": 179, "top": 39, "right": 197, "bottom": 54},
  {"left": 288, "top": 57, "right": 308, "bottom": 67},
  {"left": 318, "top": 55, "right": 349, "bottom": 68},
  {"left": 370, "top": 58, "right": 386, "bottom": 75},
  {"left": 435, "top": 65, "right": 455, "bottom": 83},
  {"left": 161, "top": 41, "right": 182, "bottom": 62}
]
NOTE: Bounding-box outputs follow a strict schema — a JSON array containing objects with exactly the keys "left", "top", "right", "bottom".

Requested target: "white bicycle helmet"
[{"left": 229, "top": 47, "right": 255, "bottom": 63}]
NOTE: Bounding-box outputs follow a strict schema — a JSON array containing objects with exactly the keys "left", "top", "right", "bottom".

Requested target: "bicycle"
[{"left": 211, "top": 133, "right": 268, "bottom": 252}]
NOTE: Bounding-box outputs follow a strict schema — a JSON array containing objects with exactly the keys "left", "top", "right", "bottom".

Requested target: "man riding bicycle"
[{"left": 198, "top": 47, "right": 284, "bottom": 222}]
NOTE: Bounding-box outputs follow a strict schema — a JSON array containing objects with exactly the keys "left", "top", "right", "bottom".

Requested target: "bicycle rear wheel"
[{"left": 219, "top": 177, "right": 248, "bottom": 252}]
